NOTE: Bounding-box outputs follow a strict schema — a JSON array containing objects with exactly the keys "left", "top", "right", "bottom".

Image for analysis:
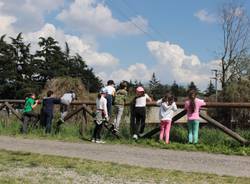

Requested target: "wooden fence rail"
[{"left": 1, "top": 100, "right": 250, "bottom": 108}]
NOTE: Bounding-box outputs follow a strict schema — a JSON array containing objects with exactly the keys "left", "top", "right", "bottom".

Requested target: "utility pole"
[{"left": 211, "top": 69, "right": 218, "bottom": 102}]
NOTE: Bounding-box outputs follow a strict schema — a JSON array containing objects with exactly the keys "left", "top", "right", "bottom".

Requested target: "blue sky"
[{"left": 0, "top": 0, "right": 249, "bottom": 90}]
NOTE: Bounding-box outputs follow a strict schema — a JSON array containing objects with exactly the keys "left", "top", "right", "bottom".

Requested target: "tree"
[
  {"left": 188, "top": 81, "right": 199, "bottom": 92},
  {"left": 205, "top": 80, "right": 216, "bottom": 96},
  {"left": 9, "top": 33, "right": 35, "bottom": 98},
  {"left": 0, "top": 33, "right": 103, "bottom": 98},
  {"left": 0, "top": 35, "right": 17, "bottom": 98},
  {"left": 149, "top": 73, "right": 161, "bottom": 99},
  {"left": 171, "top": 81, "right": 179, "bottom": 97},
  {"left": 33, "top": 37, "right": 67, "bottom": 82},
  {"left": 219, "top": 1, "right": 250, "bottom": 96}
]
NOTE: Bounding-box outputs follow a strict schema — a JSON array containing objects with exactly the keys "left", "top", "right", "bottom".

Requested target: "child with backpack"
[
  {"left": 184, "top": 90, "right": 206, "bottom": 144},
  {"left": 113, "top": 81, "right": 128, "bottom": 133},
  {"left": 156, "top": 94, "right": 177, "bottom": 144},
  {"left": 131, "top": 86, "right": 152, "bottom": 140},
  {"left": 92, "top": 88, "right": 109, "bottom": 143}
]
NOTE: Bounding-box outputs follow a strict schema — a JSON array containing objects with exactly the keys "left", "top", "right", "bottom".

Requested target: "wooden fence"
[{"left": 0, "top": 100, "right": 249, "bottom": 145}]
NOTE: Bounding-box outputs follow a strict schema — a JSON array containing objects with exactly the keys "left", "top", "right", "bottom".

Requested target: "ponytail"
[{"left": 188, "top": 90, "right": 196, "bottom": 113}]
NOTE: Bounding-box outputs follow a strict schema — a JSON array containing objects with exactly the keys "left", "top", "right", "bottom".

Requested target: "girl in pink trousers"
[{"left": 157, "top": 94, "right": 177, "bottom": 144}]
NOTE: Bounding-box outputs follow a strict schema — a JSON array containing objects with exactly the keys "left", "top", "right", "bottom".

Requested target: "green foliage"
[
  {"left": 170, "top": 81, "right": 187, "bottom": 97},
  {"left": 205, "top": 80, "right": 216, "bottom": 96},
  {"left": 0, "top": 33, "right": 102, "bottom": 99},
  {"left": 188, "top": 81, "right": 199, "bottom": 92}
]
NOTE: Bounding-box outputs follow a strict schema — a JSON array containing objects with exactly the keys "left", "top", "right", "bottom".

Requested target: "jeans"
[
  {"left": 160, "top": 120, "right": 172, "bottom": 144},
  {"left": 188, "top": 120, "right": 200, "bottom": 143},
  {"left": 22, "top": 111, "right": 39, "bottom": 134},
  {"left": 41, "top": 111, "right": 53, "bottom": 134},
  {"left": 92, "top": 122, "right": 103, "bottom": 140},
  {"left": 105, "top": 94, "right": 113, "bottom": 117},
  {"left": 113, "top": 105, "right": 124, "bottom": 130}
]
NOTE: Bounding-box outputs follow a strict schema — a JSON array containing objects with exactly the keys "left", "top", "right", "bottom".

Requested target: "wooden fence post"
[
  {"left": 4, "top": 102, "right": 23, "bottom": 121},
  {"left": 79, "top": 108, "right": 88, "bottom": 136},
  {"left": 199, "top": 111, "right": 248, "bottom": 145}
]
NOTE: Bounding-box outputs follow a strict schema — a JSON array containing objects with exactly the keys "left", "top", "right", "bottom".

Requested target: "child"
[
  {"left": 184, "top": 90, "right": 206, "bottom": 144},
  {"left": 22, "top": 93, "right": 39, "bottom": 134},
  {"left": 156, "top": 94, "right": 177, "bottom": 144},
  {"left": 132, "top": 86, "right": 152, "bottom": 140},
  {"left": 92, "top": 88, "right": 109, "bottom": 143},
  {"left": 113, "top": 81, "right": 128, "bottom": 132},
  {"left": 104, "top": 80, "right": 116, "bottom": 116},
  {"left": 60, "top": 90, "right": 77, "bottom": 122},
  {"left": 40, "top": 90, "right": 61, "bottom": 133}
]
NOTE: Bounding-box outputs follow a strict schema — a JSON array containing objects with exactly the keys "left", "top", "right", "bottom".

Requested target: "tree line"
[{"left": 0, "top": 33, "right": 102, "bottom": 99}]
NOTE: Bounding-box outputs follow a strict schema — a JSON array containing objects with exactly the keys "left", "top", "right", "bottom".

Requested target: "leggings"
[
  {"left": 160, "top": 120, "right": 172, "bottom": 144},
  {"left": 188, "top": 120, "right": 200, "bottom": 144}
]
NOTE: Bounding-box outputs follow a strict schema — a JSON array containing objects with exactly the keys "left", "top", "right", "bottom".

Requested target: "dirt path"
[{"left": 0, "top": 136, "right": 249, "bottom": 177}]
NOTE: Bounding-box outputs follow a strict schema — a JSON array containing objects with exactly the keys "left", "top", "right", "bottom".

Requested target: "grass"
[
  {"left": 0, "top": 116, "right": 250, "bottom": 156},
  {"left": 0, "top": 149, "right": 249, "bottom": 184}
]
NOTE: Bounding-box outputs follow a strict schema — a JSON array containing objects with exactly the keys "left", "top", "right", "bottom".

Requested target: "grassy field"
[
  {"left": 0, "top": 116, "right": 250, "bottom": 156},
  {"left": 0, "top": 149, "right": 249, "bottom": 184}
]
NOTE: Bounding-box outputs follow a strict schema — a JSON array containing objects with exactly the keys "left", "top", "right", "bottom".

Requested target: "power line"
[
  {"left": 106, "top": 0, "right": 157, "bottom": 40},
  {"left": 121, "top": 0, "right": 167, "bottom": 41}
]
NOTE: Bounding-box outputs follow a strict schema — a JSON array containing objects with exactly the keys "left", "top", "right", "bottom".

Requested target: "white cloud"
[
  {"left": 57, "top": 0, "right": 148, "bottom": 36},
  {"left": 0, "top": 2, "right": 16, "bottom": 36},
  {"left": 0, "top": 0, "right": 64, "bottom": 31},
  {"left": 194, "top": 9, "right": 217, "bottom": 23},
  {"left": 25, "top": 24, "right": 119, "bottom": 68},
  {"left": 147, "top": 41, "right": 220, "bottom": 89},
  {"left": 101, "top": 63, "right": 152, "bottom": 83}
]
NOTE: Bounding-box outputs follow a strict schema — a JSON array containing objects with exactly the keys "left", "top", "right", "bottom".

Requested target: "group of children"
[
  {"left": 22, "top": 90, "right": 76, "bottom": 134},
  {"left": 92, "top": 80, "right": 206, "bottom": 144},
  {"left": 21, "top": 80, "right": 206, "bottom": 145}
]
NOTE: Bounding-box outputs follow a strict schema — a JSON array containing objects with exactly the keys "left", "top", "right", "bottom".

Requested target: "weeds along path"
[{"left": 0, "top": 135, "right": 249, "bottom": 177}]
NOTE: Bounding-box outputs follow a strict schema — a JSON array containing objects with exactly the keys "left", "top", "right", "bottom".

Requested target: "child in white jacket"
[{"left": 156, "top": 94, "right": 177, "bottom": 144}]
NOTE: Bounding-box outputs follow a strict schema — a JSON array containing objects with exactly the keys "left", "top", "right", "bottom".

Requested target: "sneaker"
[
  {"left": 132, "top": 134, "right": 138, "bottom": 140},
  {"left": 91, "top": 139, "right": 96, "bottom": 143},
  {"left": 96, "top": 140, "right": 105, "bottom": 144}
]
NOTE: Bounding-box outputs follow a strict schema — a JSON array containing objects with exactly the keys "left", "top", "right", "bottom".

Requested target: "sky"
[{"left": 0, "top": 0, "right": 249, "bottom": 90}]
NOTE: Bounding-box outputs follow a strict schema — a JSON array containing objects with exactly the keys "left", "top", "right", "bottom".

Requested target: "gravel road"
[{"left": 0, "top": 136, "right": 249, "bottom": 177}]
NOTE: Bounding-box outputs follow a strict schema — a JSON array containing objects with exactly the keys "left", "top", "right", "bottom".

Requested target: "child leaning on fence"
[
  {"left": 92, "top": 88, "right": 109, "bottom": 144},
  {"left": 184, "top": 90, "right": 206, "bottom": 144},
  {"left": 156, "top": 94, "right": 177, "bottom": 144},
  {"left": 21, "top": 93, "right": 39, "bottom": 134},
  {"left": 112, "top": 81, "right": 128, "bottom": 133},
  {"left": 60, "top": 90, "right": 77, "bottom": 122},
  {"left": 131, "top": 86, "right": 152, "bottom": 140},
  {"left": 104, "top": 80, "right": 116, "bottom": 117},
  {"left": 40, "top": 90, "right": 61, "bottom": 134}
]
